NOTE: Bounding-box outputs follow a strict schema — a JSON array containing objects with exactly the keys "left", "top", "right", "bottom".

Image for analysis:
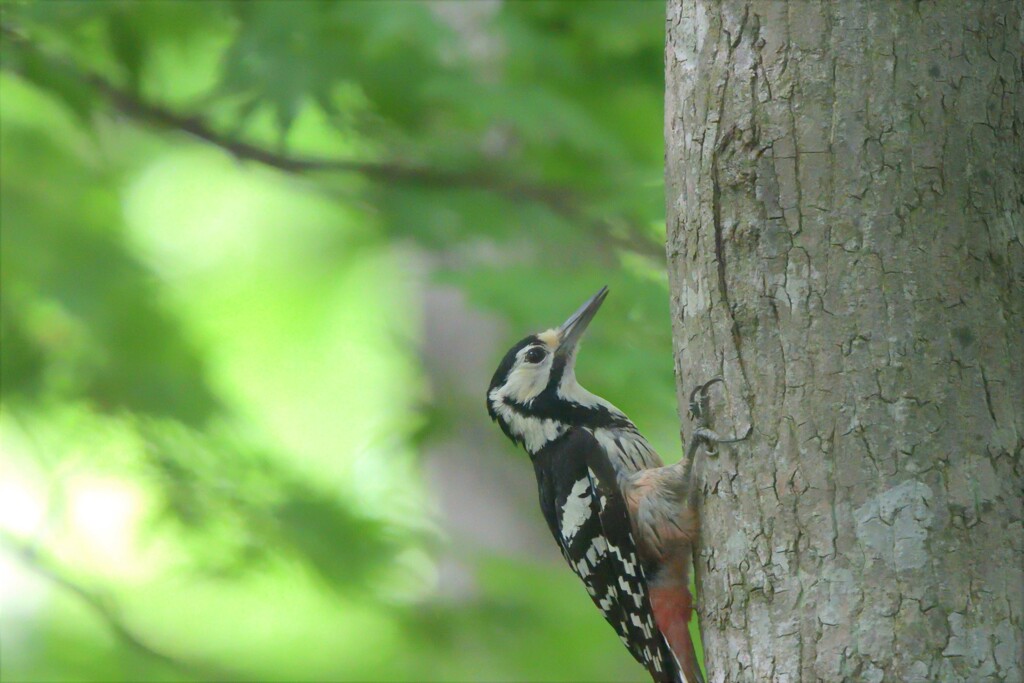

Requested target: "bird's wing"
[{"left": 543, "top": 428, "right": 682, "bottom": 683}]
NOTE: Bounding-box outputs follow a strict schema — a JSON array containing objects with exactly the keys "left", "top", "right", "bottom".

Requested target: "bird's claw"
[
  {"left": 688, "top": 377, "right": 723, "bottom": 424},
  {"left": 686, "top": 379, "right": 751, "bottom": 455}
]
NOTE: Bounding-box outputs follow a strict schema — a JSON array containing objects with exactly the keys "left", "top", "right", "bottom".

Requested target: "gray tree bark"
[{"left": 664, "top": 1, "right": 1023, "bottom": 681}]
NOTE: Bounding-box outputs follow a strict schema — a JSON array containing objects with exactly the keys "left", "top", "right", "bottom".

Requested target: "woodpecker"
[{"left": 487, "top": 286, "right": 747, "bottom": 683}]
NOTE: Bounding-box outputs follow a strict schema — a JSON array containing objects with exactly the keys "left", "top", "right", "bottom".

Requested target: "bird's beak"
[{"left": 556, "top": 286, "right": 608, "bottom": 357}]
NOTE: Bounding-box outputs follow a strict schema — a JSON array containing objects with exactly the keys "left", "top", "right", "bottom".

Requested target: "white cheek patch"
[
  {"left": 501, "top": 363, "right": 549, "bottom": 404},
  {"left": 495, "top": 341, "right": 559, "bottom": 406}
]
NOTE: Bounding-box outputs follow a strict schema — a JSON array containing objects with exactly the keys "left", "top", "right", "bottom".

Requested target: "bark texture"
[{"left": 665, "top": 1, "right": 1023, "bottom": 681}]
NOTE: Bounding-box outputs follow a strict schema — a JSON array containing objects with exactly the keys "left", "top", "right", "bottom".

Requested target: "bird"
[{"left": 487, "top": 286, "right": 747, "bottom": 683}]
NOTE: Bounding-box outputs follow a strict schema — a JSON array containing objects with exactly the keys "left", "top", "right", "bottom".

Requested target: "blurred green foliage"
[{"left": 0, "top": 2, "right": 697, "bottom": 680}]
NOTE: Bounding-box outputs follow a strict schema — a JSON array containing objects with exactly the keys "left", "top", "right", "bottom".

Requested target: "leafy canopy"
[{"left": 0, "top": 2, "right": 694, "bottom": 681}]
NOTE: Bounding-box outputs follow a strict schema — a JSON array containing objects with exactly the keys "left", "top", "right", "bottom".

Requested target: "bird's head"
[{"left": 487, "top": 286, "right": 626, "bottom": 452}]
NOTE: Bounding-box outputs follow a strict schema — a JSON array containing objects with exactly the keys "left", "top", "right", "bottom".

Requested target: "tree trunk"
[{"left": 664, "top": 1, "right": 1023, "bottom": 681}]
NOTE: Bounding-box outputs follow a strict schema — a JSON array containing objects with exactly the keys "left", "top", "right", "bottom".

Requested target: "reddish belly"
[{"left": 649, "top": 585, "right": 697, "bottom": 675}]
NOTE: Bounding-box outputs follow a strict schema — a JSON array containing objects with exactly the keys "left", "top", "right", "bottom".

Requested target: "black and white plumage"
[
  {"left": 487, "top": 287, "right": 706, "bottom": 683},
  {"left": 532, "top": 428, "right": 678, "bottom": 681}
]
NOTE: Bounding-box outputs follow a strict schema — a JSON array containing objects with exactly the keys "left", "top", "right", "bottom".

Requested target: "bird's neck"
[
  {"left": 554, "top": 369, "right": 617, "bottom": 413},
  {"left": 494, "top": 376, "right": 634, "bottom": 455}
]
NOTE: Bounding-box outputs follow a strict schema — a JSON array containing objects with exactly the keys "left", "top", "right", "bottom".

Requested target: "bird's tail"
[{"left": 650, "top": 585, "right": 705, "bottom": 683}]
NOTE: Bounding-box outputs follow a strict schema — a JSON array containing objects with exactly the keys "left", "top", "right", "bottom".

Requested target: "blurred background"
[{"left": 0, "top": 2, "right": 687, "bottom": 680}]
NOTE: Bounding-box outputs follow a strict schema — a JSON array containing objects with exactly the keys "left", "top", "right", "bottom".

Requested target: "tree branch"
[{"left": 1, "top": 24, "right": 663, "bottom": 260}]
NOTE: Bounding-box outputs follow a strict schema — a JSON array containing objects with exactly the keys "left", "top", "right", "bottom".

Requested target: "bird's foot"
[{"left": 686, "top": 378, "right": 751, "bottom": 456}]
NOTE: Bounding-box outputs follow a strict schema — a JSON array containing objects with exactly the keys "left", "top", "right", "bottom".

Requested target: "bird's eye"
[{"left": 525, "top": 347, "right": 547, "bottom": 364}]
